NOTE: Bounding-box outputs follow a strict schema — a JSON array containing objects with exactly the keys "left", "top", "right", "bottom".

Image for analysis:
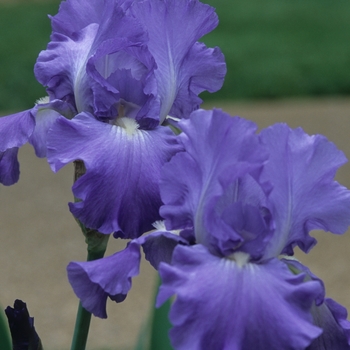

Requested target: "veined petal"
[
  {"left": 0, "top": 110, "right": 35, "bottom": 152},
  {"left": 47, "top": 113, "right": 182, "bottom": 237},
  {"left": 67, "top": 240, "right": 141, "bottom": 318},
  {"left": 131, "top": 0, "right": 225, "bottom": 122},
  {"left": 157, "top": 244, "right": 322, "bottom": 350},
  {"left": 160, "top": 109, "right": 268, "bottom": 256},
  {"left": 260, "top": 124, "right": 350, "bottom": 257}
]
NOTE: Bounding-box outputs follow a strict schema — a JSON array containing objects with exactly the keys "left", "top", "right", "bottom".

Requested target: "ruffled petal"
[
  {"left": 67, "top": 229, "right": 184, "bottom": 318},
  {"left": 67, "top": 240, "right": 141, "bottom": 318},
  {"left": 260, "top": 124, "right": 350, "bottom": 257},
  {"left": 160, "top": 109, "right": 269, "bottom": 257},
  {"left": 157, "top": 244, "right": 322, "bottom": 350},
  {"left": 35, "top": 0, "right": 145, "bottom": 115},
  {"left": 0, "top": 110, "right": 35, "bottom": 185},
  {"left": 169, "top": 42, "right": 226, "bottom": 120},
  {"left": 47, "top": 113, "right": 182, "bottom": 237},
  {"left": 283, "top": 258, "right": 350, "bottom": 349},
  {"left": 308, "top": 298, "right": 350, "bottom": 350},
  {"left": 50, "top": 0, "right": 134, "bottom": 37},
  {"left": 131, "top": 0, "right": 226, "bottom": 122}
]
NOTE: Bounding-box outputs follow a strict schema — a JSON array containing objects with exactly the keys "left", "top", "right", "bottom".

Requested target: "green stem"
[
  {"left": 70, "top": 161, "right": 110, "bottom": 350},
  {"left": 70, "top": 302, "right": 92, "bottom": 350}
]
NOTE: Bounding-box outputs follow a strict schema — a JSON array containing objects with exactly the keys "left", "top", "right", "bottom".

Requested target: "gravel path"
[{"left": 1, "top": 97, "right": 350, "bottom": 349}]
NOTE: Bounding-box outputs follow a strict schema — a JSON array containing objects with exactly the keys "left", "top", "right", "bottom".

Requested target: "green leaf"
[
  {"left": 0, "top": 305, "right": 12, "bottom": 350},
  {"left": 135, "top": 275, "right": 173, "bottom": 350}
]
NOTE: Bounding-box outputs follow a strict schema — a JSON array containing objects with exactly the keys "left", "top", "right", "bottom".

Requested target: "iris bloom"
[
  {"left": 0, "top": 0, "right": 226, "bottom": 237},
  {"left": 68, "top": 109, "right": 350, "bottom": 348}
]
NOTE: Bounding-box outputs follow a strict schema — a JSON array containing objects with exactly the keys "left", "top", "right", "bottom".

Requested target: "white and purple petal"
[
  {"left": 47, "top": 112, "right": 182, "bottom": 237},
  {"left": 131, "top": 0, "right": 226, "bottom": 122},
  {"left": 157, "top": 244, "right": 323, "bottom": 350},
  {"left": 35, "top": 0, "right": 145, "bottom": 116},
  {"left": 260, "top": 124, "right": 350, "bottom": 258}
]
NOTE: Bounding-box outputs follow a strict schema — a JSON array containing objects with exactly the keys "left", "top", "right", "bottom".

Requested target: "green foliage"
[
  {"left": 201, "top": 0, "right": 350, "bottom": 101},
  {"left": 0, "top": 2, "right": 60, "bottom": 112},
  {"left": 1, "top": 0, "right": 350, "bottom": 111}
]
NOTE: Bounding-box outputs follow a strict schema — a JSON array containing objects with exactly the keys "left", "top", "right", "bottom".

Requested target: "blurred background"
[{"left": 1, "top": 0, "right": 350, "bottom": 349}]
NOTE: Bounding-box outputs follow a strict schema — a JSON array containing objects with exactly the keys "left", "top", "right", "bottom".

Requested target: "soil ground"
[{"left": 1, "top": 97, "right": 350, "bottom": 349}]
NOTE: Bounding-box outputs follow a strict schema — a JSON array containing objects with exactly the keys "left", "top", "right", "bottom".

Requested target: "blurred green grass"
[{"left": 1, "top": 0, "right": 350, "bottom": 111}]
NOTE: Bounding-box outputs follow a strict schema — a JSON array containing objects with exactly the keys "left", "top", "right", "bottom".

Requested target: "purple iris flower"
[
  {"left": 156, "top": 109, "right": 350, "bottom": 349},
  {"left": 66, "top": 108, "right": 350, "bottom": 349},
  {"left": 0, "top": 0, "right": 226, "bottom": 237}
]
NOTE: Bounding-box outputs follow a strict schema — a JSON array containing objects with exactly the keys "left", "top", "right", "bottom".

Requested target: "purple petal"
[
  {"left": 169, "top": 42, "right": 226, "bottom": 120},
  {"left": 283, "top": 258, "right": 350, "bottom": 349},
  {"left": 0, "top": 110, "right": 35, "bottom": 151},
  {"left": 141, "top": 229, "right": 188, "bottom": 269},
  {"left": 131, "top": 0, "right": 226, "bottom": 122},
  {"left": 308, "top": 298, "right": 350, "bottom": 350},
  {"left": 160, "top": 109, "right": 269, "bottom": 256},
  {"left": 0, "top": 110, "right": 35, "bottom": 185},
  {"left": 0, "top": 149, "right": 20, "bottom": 186},
  {"left": 50, "top": 0, "right": 134, "bottom": 37},
  {"left": 29, "top": 101, "right": 67, "bottom": 158},
  {"left": 157, "top": 244, "right": 322, "bottom": 350},
  {"left": 47, "top": 113, "right": 182, "bottom": 237},
  {"left": 67, "top": 240, "right": 141, "bottom": 318},
  {"left": 260, "top": 124, "right": 350, "bottom": 257},
  {"left": 35, "top": 0, "right": 145, "bottom": 115},
  {"left": 87, "top": 40, "right": 157, "bottom": 120}
]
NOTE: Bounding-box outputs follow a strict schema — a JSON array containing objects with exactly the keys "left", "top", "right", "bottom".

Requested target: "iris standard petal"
[
  {"left": 50, "top": 0, "right": 134, "bottom": 37},
  {"left": 260, "top": 124, "right": 350, "bottom": 258},
  {"left": 160, "top": 109, "right": 268, "bottom": 255},
  {"left": 47, "top": 112, "right": 182, "bottom": 237},
  {"left": 67, "top": 240, "right": 141, "bottom": 318},
  {"left": 157, "top": 244, "right": 323, "bottom": 350},
  {"left": 169, "top": 42, "right": 226, "bottom": 120},
  {"left": 131, "top": 0, "right": 225, "bottom": 122},
  {"left": 35, "top": 0, "right": 145, "bottom": 115}
]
